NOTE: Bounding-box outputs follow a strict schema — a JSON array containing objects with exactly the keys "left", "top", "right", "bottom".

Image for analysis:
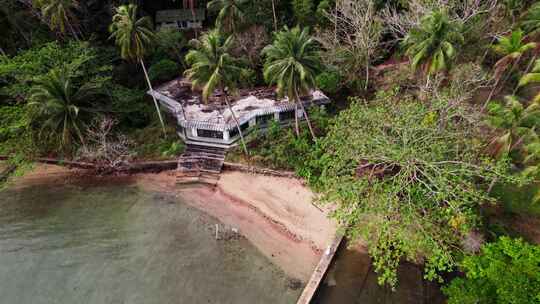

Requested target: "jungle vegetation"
[{"left": 1, "top": 0, "right": 540, "bottom": 301}]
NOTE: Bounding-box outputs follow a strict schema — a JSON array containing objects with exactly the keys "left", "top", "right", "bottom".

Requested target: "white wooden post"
[{"left": 296, "top": 108, "right": 304, "bottom": 118}]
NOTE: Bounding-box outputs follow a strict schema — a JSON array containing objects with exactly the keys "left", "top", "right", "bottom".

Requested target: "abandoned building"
[
  {"left": 148, "top": 78, "right": 330, "bottom": 148},
  {"left": 155, "top": 9, "right": 206, "bottom": 30}
]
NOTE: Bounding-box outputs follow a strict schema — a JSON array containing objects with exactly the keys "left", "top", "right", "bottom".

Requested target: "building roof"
[
  {"left": 149, "top": 78, "right": 330, "bottom": 132},
  {"left": 156, "top": 9, "right": 205, "bottom": 23}
]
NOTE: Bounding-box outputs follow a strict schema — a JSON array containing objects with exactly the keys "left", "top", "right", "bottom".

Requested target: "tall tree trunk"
[
  {"left": 294, "top": 103, "right": 300, "bottom": 137},
  {"left": 271, "top": 0, "right": 278, "bottom": 32},
  {"left": 364, "top": 55, "right": 370, "bottom": 91},
  {"left": 484, "top": 57, "right": 522, "bottom": 109},
  {"left": 484, "top": 77, "right": 502, "bottom": 109},
  {"left": 513, "top": 54, "right": 538, "bottom": 95},
  {"left": 140, "top": 58, "right": 167, "bottom": 137},
  {"left": 334, "top": 0, "right": 338, "bottom": 41},
  {"left": 223, "top": 91, "right": 249, "bottom": 156},
  {"left": 67, "top": 21, "right": 79, "bottom": 41},
  {"left": 295, "top": 88, "right": 317, "bottom": 140}
]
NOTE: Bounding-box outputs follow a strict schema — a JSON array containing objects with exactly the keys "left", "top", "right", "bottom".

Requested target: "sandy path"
[{"left": 216, "top": 172, "right": 336, "bottom": 252}]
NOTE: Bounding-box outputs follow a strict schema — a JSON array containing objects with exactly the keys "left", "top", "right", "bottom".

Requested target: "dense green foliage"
[
  {"left": 292, "top": 0, "right": 314, "bottom": 26},
  {"left": 443, "top": 237, "right": 540, "bottom": 304},
  {"left": 149, "top": 59, "right": 180, "bottom": 83},
  {"left": 402, "top": 10, "right": 464, "bottom": 76},
  {"left": 184, "top": 30, "right": 246, "bottom": 102},
  {"left": 28, "top": 67, "right": 102, "bottom": 151},
  {"left": 3, "top": 0, "right": 540, "bottom": 299},
  {"left": 0, "top": 41, "right": 110, "bottom": 99},
  {"left": 303, "top": 91, "right": 514, "bottom": 287},
  {"left": 229, "top": 106, "right": 330, "bottom": 170},
  {"left": 109, "top": 4, "right": 155, "bottom": 62},
  {"left": 207, "top": 0, "right": 248, "bottom": 34},
  {"left": 184, "top": 30, "right": 249, "bottom": 154},
  {"left": 263, "top": 26, "right": 322, "bottom": 138}
]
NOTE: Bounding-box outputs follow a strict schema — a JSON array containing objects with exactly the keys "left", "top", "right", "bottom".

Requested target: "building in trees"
[
  {"left": 148, "top": 78, "right": 329, "bottom": 148},
  {"left": 155, "top": 8, "right": 205, "bottom": 30}
]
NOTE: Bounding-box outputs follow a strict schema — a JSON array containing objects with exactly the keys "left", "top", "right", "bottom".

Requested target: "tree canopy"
[
  {"left": 306, "top": 91, "right": 515, "bottom": 287},
  {"left": 443, "top": 237, "right": 540, "bottom": 304}
]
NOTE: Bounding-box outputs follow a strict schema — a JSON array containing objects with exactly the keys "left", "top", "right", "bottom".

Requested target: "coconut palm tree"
[
  {"left": 28, "top": 68, "right": 99, "bottom": 152},
  {"left": 207, "top": 0, "right": 248, "bottom": 34},
  {"left": 262, "top": 26, "right": 322, "bottom": 140},
  {"left": 271, "top": 0, "right": 278, "bottom": 32},
  {"left": 34, "top": 0, "right": 80, "bottom": 38},
  {"left": 484, "top": 30, "right": 537, "bottom": 108},
  {"left": 518, "top": 59, "right": 540, "bottom": 103},
  {"left": 486, "top": 95, "right": 540, "bottom": 158},
  {"left": 184, "top": 30, "right": 249, "bottom": 155},
  {"left": 1, "top": 0, "right": 31, "bottom": 47},
  {"left": 109, "top": 4, "right": 166, "bottom": 136},
  {"left": 522, "top": 2, "right": 540, "bottom": 37},
  {"left": 402, "top": 10, "right": 464, "bottom": 79}
]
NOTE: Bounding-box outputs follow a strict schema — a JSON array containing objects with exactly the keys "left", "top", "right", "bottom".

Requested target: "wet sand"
[{"left": 9, "top": 165, "right": 338, "bottom": 282}]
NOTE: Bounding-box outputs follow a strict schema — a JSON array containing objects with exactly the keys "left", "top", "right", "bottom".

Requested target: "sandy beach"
[{"left": 5, "top": 164, "right": 337, "bottom": 282}]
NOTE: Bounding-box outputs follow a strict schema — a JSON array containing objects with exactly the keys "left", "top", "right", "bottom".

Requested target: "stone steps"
[{"left": 176, "top": 144, "right": 226, "bottom": 186}]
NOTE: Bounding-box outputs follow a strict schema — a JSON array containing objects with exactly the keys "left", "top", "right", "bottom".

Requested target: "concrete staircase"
[{"left": 176, "top": 144, "right": 226, "bottom": 186}]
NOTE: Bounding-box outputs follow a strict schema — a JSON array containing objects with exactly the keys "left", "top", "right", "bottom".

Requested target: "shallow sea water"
[{"left": 0, "top": 183, "right": 301, "bottom": 304}]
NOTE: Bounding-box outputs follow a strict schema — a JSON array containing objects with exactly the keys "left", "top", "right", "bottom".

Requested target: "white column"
[
  {"left": 191, "top": 128, "right": 197, "bottom": 137},
  {"left": 296, "top": 107, "right": 304, "bottom": 118},
  {"left": 274, "top": 112, "right": 280, "bottom": 121},
  {"left": 223, "top": 130, "right": 230, "bottom": 141}
]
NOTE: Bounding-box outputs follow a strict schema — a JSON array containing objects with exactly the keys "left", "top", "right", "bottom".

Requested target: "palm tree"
[
  {"left": 28, "top": 68, "right": 99, "bottom": 151},
  {"left": 271, "top": 0, "right": 278, "bottom": 32},
  {"left": 109, "top": 4, "right": 166, "bottom": 136},
  {"left": 522, "top": 2, "right": 540, "bottom": 37},
  {"left": 262, "top": 26, "right": 322, "bottom": 140},
  {"left": 486, "top": 95, "right": 540, "bottom": 158},
  {"left": 484, "top": 30, "right": 537, "bottom": 108},
  {"left": 1, "top": 0, "right": 31, "bottom": 47},
  {"left": 207, "top": 0, "right": 248, "bottom": 34},
  {"left": 518, "top": 59, "right": 540, "bottom": 103},
  {"left": 184, "top": 30, "right": 249, "bottom": 155},
  {"left": 402, "top": 10, "right": 464, "bottom": 80},
  {"left": 34, "top": 0, "right": 79, "bottom": 38}
]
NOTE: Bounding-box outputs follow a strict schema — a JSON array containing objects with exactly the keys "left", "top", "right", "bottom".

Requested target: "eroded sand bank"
[{"left": 7, "top": 165, "right": 337, "bottom": 282}]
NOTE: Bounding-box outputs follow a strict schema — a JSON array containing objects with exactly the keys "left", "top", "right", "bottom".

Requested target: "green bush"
[
  {"left": 129, "top": 126, "right": 184, "bottom": 160},
  {"left": 443, "top": 237, "right": 540, "bottom": 304},
  {"left": 316, "top": 70, "right": 341, "bottom": 94},
  {"left": 148, "top": 59, "right": 180, "bottom": 83},
  {"left": 228, "top": 107, "right": 331, "bottom": 171}
]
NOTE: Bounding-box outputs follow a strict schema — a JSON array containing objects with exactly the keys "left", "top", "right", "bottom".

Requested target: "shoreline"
[{"left": 4, "top": 164, "right": 337, "bottom": 282}]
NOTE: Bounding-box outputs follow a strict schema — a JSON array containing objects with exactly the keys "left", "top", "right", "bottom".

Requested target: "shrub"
[
  {"left": 148, "top": 59, "right": 180, "bottom": 84},
  {"left": 316, "top": 70, "right": 341, "bottom": 94},
  {"left": 443, "top": 237, "right": 540, "bottom": 304}
]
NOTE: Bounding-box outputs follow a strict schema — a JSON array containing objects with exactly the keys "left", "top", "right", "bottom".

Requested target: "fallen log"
[
  {"left": 0, "top": 156, "right": 177, "bottom": 174},
  {"left": 0, "top": 165, "right": 17, "bottom": 183},
  {"left": 222, "top": 162, "right": 297, "bottom": 178}
]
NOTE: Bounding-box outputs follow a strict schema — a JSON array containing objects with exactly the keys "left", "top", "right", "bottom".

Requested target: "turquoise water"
[{"left": 0, "top": 182, "right": 301, "bottom": 304}]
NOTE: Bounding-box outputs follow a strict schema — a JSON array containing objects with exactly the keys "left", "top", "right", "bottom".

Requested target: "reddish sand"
[{"left": 8, "top": 165, "right": 338, "bottom": 282}]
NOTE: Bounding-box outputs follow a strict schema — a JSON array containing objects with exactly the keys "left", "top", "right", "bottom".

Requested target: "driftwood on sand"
[
  {"left": 222, "top": 162, "right": 297, "bottom": 178},
  {"left": 0, "top": 156, "right": 177, "bottom": 174}
]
